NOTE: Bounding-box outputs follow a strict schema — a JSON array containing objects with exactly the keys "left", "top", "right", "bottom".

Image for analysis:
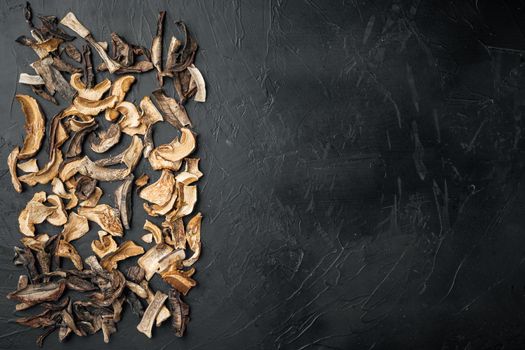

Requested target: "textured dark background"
[{"left": 1, "top": 0, "right": 525, "bottom": 349}]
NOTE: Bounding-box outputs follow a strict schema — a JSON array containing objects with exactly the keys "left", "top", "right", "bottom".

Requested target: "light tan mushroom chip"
[
  {"left": 18, "top": 192, "right": 55, "bottom": 236},
  {"left": 139, "top": 281, "right": 171, "bottom": 326},
  {"left": 15, "top": 95, "right": 45, "bottom": 160},
  {"left": 61, "top": 212, "right": 89, "bottom": 242},
  {"left": 17, "top": 159, "right": 39, "bottom": 173},
  {"left": 70, "top": 73, "right": 111, "bottom": 100},
  {"left": 45, "top": 195, "right": 67, "bottom": 226},
  {"left": 136, "top": 291, "right": 168, "bottom": 338},
  {"left": 149, "top": 128, "right": 195, "bottom": 170},
  {"left": 166, "top": 185, "right": 197, "bottom": 222},
  {"left": 144, "top": 220, "right": 163, "bottom": 244},
  {"left": 19, "top": 150, "right": 63, "bottom": 186},
  {"left": 78, "top": 204, "right": 123, "bottom": 236},
  {"left": 160, "top": 267, "right": 197, "bottom": 295},
  {"left": 141, "top": 233, "right": 153, "bottom": 244},
  {"left": 72, "top": 95, "right": 118, "bottom": 116},
  {"left": 92, "top": 231, "right": 118, "bottom": 258},
  {"left": 51, "top": 178, "right": 78, "bottom": 210},
  {"left": 100, "top": 240, "right": 144, "bottom": 270},
  {"left": 56, "top": 239, "right": 83, "bottom": 270},
  {"left": 117, "top": 102, "right": 146, "bottom": 136},
  {"left": 183, "top": 213, "right": 202, "bottom": 267},
  {"left": 105, "top": 75, "right": 135, "bottom": 121},
  {"left": 140, "top": 96, "right": 163, "bottom": 126},
  {"left": 79, "top": 187, "right": 103, "bottom": 207},
  {"left": 139, "top": 170, "right": 175, "bottom": 206},
  {"left": 137, "top": 244, "right": 174, "bottom": 280},
  {"left": 89, "top": 123, "right": 121, "bottom": 153},
  {"left": 8, "top": 147, "right": 22, "bottom": 193},
  {"left": 187, "top": 64, "right": 206, "bottom": 102}
]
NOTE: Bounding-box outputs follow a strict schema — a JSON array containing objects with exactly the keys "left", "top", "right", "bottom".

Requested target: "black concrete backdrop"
[{"left": 1, "top": 0, "right": 525, "bottom": 349}]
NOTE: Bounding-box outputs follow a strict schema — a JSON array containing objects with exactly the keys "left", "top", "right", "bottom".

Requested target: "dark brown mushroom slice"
[
  {"left": 151, "top": 11, "right": 165, "bottom": 85},
  {"left": 31, "top": 85, "right": 58, "bottom": 105},
  {"left": 143, "top": 124, "right": 154, "bottom": 158},
  {"left": 52, "top": 56, "right": 82, "bottom": 74},
  {"left": 89, "top": 123, "right": 121, "bottom": 153},
  {"left": 152, "top": 89, "right": 192, "bottom": 128},
  {"left": 64, "top": 43, "right": 82, "bottom": 62},
  {"left": 75, "top": 175, "right": 97, "bottom": 200},
  {"left": 31, "top": 57, "right": 76, "bottom": 101},
  {"left": 36, "top": 325, "right": 58, "bottom": 347},
  {"left": 111, "top": 32, "right": 133, "bottom": 67},
  {"left": 82, "top": 45, "right": 95, "bottom": 88},
  {"left": 125, "top": 265, "right": 145, "bottom": 284},
  {"left": 16, "top": 309, "right": 57, "bottom": 328},
  {"left": 23, "top": 2, "right": 35, "bottom": 29},
  {"left": 164, "top": 36, "right": 182, "bottom": 77},
  {"left": 65, "top": 122, "right": 98, "bottom": 158},
  {"left": 173, "top": 21, "right": 198, "bottom": 73},
  {"left": 14, "top": 246, "right": 39, "bottom": 283},
  {"left": 7, "top": 279, "right": 66, "bottom": 304},
  {"left": 114, "top": 175, "right": 134, "bottom": 230},
  {"left": 125, "top": 290, "right": 145, "bottom": 318},
  {"left": 97, "top": 60, "right": 154, "bottom": 74},
  {"left": 173, "top": 69, "right": 196, "bottom": 104},
  {"left": 66, "top": 275, "right": 97, "bottom": 292},
  {"left": 38, "top": 15, "right": 75, "bottom": 41},
  {"left": 168, "top": 289, "right": 190, "bottom": 337}
]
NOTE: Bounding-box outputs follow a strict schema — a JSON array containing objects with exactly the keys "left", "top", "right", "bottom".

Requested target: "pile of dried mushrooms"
[{"left": 7, "top": 4, "right": 204, "bottom": 346}]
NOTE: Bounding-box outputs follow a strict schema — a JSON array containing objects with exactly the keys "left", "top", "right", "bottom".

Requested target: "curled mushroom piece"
[
  {"left": 16, "top": 95, "right": 45, "bottom": 160},
  {"left": 19, "top": 192, "right": 56, "bottom": 236},
  {"left": 17, "top": 159, "right": 39, "bottom": 173},
  {"left": 51, "top": 178, "right": 78, "bottom": 210},
  {"left": 18, "top": 149, "right": 63, "bottom": 186},
  {"left": 78, "top": 204, "right": 123, "bottom": 236},
  {"left": 138, "top": 244, "right": 174, "bottom": 280},
  {"left": 100, "top": 240, "right": 144, "bottom": 270},
  {"left": 61, "top": 212, "right": 89, "bottom": 242},
  {"left": 152, "top": 89, "right": 192, "bottom": 128},
  {"left": 89, "top": 123, "right": 121, "bottom": 153},
  {"left": 105, "top": 75, "right": 135, "bottom": 121},
  {"left": 56, "top": 240, "right": 83, "bottom": 270},
  {"left": 183, "top": 213, "right": 202, "bottom": 267},
  {"left": 115, "top": 176, "right": 134, "bottom": 230},
  {"left": 73, "top": 95, "right": 118, "bottom": 116},
  {"left": 160, "top": 267, "right": 196, "bottom": 295},
  {"left": 168, "top": 289, "right": 190, "bottom": 337},
  {"left": 149, "top": 128, "right": 196, "bottom": 170},
  {"left": 79, "top": 187, "right": 103, "bottom": 207},
  {"left": 8, "top": 147, "right": 22, "bottom": 193},
  {"left": 144, "top": 220, "right": 163, "bottom": 245},
  {"left": 45, "top": 195, "right": 67, "bottom": 226},
  {"left": 70, "top": 73, "right": 111, "bottom": 100},
  {"left": 186, "top": 64, "right": 206, "bottom": 102},
  {"left": 136, "top": 291, "right": 168, "bottom": 338},
  {"left": 75, "top": 176, "right": 97, "bottom": 200},
  {"left": 139, "top": 170, "right": 175, "bottom": 206},
  {"left": 92, "top": 231, "right": 118, "bottom": 258}
]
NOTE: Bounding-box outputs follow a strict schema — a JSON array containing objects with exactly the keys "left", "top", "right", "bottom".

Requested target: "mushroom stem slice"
[
  {"left": 78, "top": 204, "right": 124, "bottom": 236},
  {"left": 136, "top": 291, "right": 168, "bottom": 338},
  {"left": 187, "top": 64, "right": 206, "bottom": 102},
  {"left": 16, "top": 95, "right": 45, "bottom": 160},
  {"left": 115, "top": 175, "right": 134, "bottom": 230},
  {"left": 8, "top": 147, "right": 22, "bottom": 193}
]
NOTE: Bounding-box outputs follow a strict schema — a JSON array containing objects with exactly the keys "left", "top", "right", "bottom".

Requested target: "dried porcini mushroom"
[
  {"left": 78, "top": 204, "right": 123, "bottom": 236},
  {"left": 8, "top": 147, "right": 22, "bottom": 193},
  {"left": 15, "top": 94, "right": 45, "bottom": 160},
  {"left": 70, "top": 73, "right": 111, "bottom": 100},
  {"left": 136, "top": 291, "right": 168, "bottom": 338},
  {"left": 9, "top": 8, "right": 205, "bottom": 344},
  {"left": 149, "top": 128, "right": 196, "bottom": 171},
  {"left": 100, "top": 240, "right": 144, "bottom": 271},
  {"left": 89, "top": 123, "right": 121, "bottom": 153}
]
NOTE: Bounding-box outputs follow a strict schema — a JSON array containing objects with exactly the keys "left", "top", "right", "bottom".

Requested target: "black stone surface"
[{"left": 1, "top": 0, "right": 525, "bottom": 349}]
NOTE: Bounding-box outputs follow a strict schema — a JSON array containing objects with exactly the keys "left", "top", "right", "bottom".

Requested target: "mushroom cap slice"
[
  {"left": 92, "top": 231, "right": 118, "bottom": 258},
  {"left": 139, "top": 170, "right": 175, "bottom": 206},
  {"left": 73, "top": 95, "right": 118, "bottom": 116},
  {"left": 56, "top": 240, "right": 83, "bottom": 270},
  {"left": 100, "top": 240, "right": 145, "bottom": 270},
  {"left": 19, "top": 192, "right": 55, "bottom": 236},
  {"left": 137, "top": 244, "right": 174, "bottom": 280},
  {"left": 89, "top": 123, "right": 121, "bottom": 153},
  {"left": 183, "top": 213, "right": 202, "bottom": 267},
  {"left": 15, "top": 95, "right": 45, "bottom": 160},
  {"left": 105, "top": 75, "right": 135, "bottom": 121},
  {"left": 160, "top": 268, "right": 196, "bottom": 295},
  {"left": 8, "top": 147, "right": 22, "bottom": 193},
  {"left": 18, "top": 150, "right": 63, "bottom": 186},
  {"left": 144, "top": 220, "right": 163, "bottom": 244},
  {"left": 139, "top": 96, "right": 163, "bottom": 126},
  {"left": 187, "top": 64, "right": 206, "bottom": 102},
  {"left": 17, "top": 159, "right": 39, "bottom": 173},
  {"left": 148, "top": 128, "right": 195, "bottom": 170},
  {"left": 70, "top": 73, "right": 111, "bottom": 100},
  {"left": 78, "top": 204, "right": 123, "bottom": 236},
  {"left": 45, "top": 195, "right": 67, "bottom": 226},
  {"left": 61, "top": 212, "right": 89, "bottom": 242}
]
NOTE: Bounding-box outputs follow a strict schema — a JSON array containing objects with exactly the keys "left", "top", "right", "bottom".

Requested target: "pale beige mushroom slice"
[
  {"left": 51, "top": 178, "right": 78, "bottom": 210},
  {"left": 78, "top": 204, "right": 123, "bottom": 236},
  {"left": 70, "top": 73, "right": 111, "bottom": 100},
  {"left": 136, "top": 291, "right": 168, "bottom": 338},
  {"left": 91, "top": 231, "right": 118, "bottom": 259},
  {"left": 18, "top": 149, "right": 63, "bottom": 186},
  {"left": 61, "top": 212, "right": 89, "bottom": 242},
  {"left": 105, "top": 75, "right": 135, "bottom": 121},
  {"left": 139, "top": 96, "right": 163, "bottom": 126},
  {"left": 117, "top": 102, "right": 146, "bottom": 136},
  {"left": 165, "top": 185, "right": 197, "bottom": 222},
  {"left": 56, "top": 239, "right": 83, "bottom": 270},
  {"left": 143, "top": 189, "right": 178, "bottom": 217},
  {"left": 18, "top": 192, "right": 55, "bottom": 236},
  {"left": 139, "top": 170, "right": 176, "bottom": 206},
  {"left": 100, "top": 240, "right": 144, "bottom": 270},
  {"left": 137, "top": 244, "right": 174, "bottom": 281},
  {"left": 45, "top": 195, "right": 67, "bottom": 226},
  {"left": 17, "top": 159, "right": 39, "bottom": 173},
  {"left": 15, "top": 95, "right": 45, "bottom": 160},
  {"left": 72, "top": 95, "right": 118, "bottom": 116},
  {"left": 183, "top": 213, "right": 202, "bottom": 267},
  {"left": 79, "top": 187, "right": 103, "bottom": 207},
  {"left": 139, "top": 281, "right": 171, "bottom": 327},
  {"left": 143, "top": 220, "right": 163, "bottom": 244},
  {"left": 187, "top": 64, "right": 206, "bottom": 102},
  {"left": 8, "top": 147, "right": 22, "bottom": 193},
  {"left": 148, "top": 128, "right": 195, "bottom": 170},
  {"left": 142, "top": 233, "right": 153, "bottom": 243}
]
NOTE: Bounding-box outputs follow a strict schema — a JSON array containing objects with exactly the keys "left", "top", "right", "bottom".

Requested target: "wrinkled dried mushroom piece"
[
  {"left": 183, "top": 213, "right": 202, "bottom": 267},
  {"left": 78, "top": 204, "right": 123, "bottom": 237},
  {"left": 115, "top": 175, "right": 134, "bottom": 230},
  {"left": 149, "top": 128, "right": 196, "bottom": 171},
  {"left": 100, "top": 240, "right": 144, "bottom": 270},
  {"left": 186, "top": 64, "right": 206, "bottom": 102},
  {"left": 8, "top": 147, "right": 22, "bottom": 193},
  {"left": 89, "top": 123, "right": 121, "bottom": 153},
  {"left": 152, "top": 89, "right": 191, "bottom": 128},
  {"left": 16, "top": 94, "right": 45, "bottom": 159},
  {"left": 136, "top": 291, "right": 168, "bottom": 338},
  {"left": 18, "top": 158, "right": 39, "bottom": 173},
  {"left": 92, "top": 231, "right": 118, "bottom": 258},
  {"left": 168, "top": 289, "right": 190, "bottom": 337},
  {"left": 70, "top": 73, "right": 111, "bottom": 100}
]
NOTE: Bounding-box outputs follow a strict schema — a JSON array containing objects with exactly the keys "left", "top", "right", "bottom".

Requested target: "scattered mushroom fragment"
[
  {"left": 61, "top": 212, "right": 89, "bottom": 242},
  {"left": 18, "top": 149, "right": 63, "bottom": 186},
  {"left": 105, "top": 75, "right": 135, "bottom": 121},
  {"left": 151, "top": 11, "right": 166, "bottom": 85},
  {"left": 70, "top": 73, "right": 111, "bottom": 100},
  {"left": 136, "top": 291, "right": 168, "bottom": 338},
  {"left": 78, "top": 204, "right": 123, "bottom": 237},
  {"left": 79, "top": 187, "right": 103, "bottom": 207},
  {"left": 73, "top": 95, "right": 118, "bottom": 116},
  {"left": 138, "top": 244, "right": 174, "bottom": 280},
  {"left": 91, "top": 231, "right": 118, "bottom": 258},
  {"left": 186, "top": 64, "right": 206, "bottom": 102},
  {"left": 148, "top": 128, "right": 196, "bottom": 171},
  {"left": 115, "top": 175, "right": 134, "bottom": 229},
  {"left": 19, "top": 192, "right": 56, "bottom": 236},
  {"left": 139, "top": 170, "right": 176, "bottom": 206},
  {"left": 89, "top": 123, "right": 121, "bottom": 153},
  {"left": 183, "top": 213, "right": 202, "bottom": 267},
  {"left": 19, "top": 73, "right": 45, "bottom": 85},
  {"left": 8, "top": 147, "right": 22, "bottom": 193},
  {"left": 56, "top": 239, "right": 83, "bottom": 270},
  {"left": 152, "top": 89, "right": 192, "bottom": 128},
  {"left": 15, "top": 94, "right": 46, "bottom": 159},
  {"left": 168, "top": 289, "right": 190, "bottom": 337},
  {"left": 140, "top": 281, "right": 171, "bottom": 326},
  {"left": 18, "top": 158, "right": 39, "bottom": 173},
  {"left": 100, "top": 240, "right": 144, "bottom": 270}
]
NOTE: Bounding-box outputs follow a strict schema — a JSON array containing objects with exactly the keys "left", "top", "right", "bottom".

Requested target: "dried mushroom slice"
[
  {"left": 16, "top": 36, "right": 62, "bottom": 58},
  {"left": 115, "top": 176, "right": 134, "bottom": 230},
  {"left": 186, "top": 64, "right": 206, "bottom": 102},
  {"left": 105, "top": 75, "right": 135, "bottom": 121},
  {"left": 31, "top": 57, "right": 76, "bottom": 101},
  {"left": 136, "top": 291, "right": 168, "bottom": 338},
  {"left": 75, "top": 175, "right": 97, "bottom": 200},
  {"left": 19, "top": 192, "right": 55, "bottom": 236},
  {"left": 152, "top": 89, "right": 192, "bottom": 128},
  {"left": 70, "top": 73, "right": 111, "bottom": 100},
  {"left": 45, "top": 195, "right": 67, "bottom": 226},
  {"left": 73, "top": 95, "right": 118, "bottom": 116},
  {"left": 139, "top": 170, "right": 176, "bottom": 206},
  {"left": 140, "top": 96, "right": 163, "bottom": 125},
  {"left": 143, "top": 189, "right": 178, "bottom": 217},
  {"left": 117, "top": 101, "right": 146, "bottom": 135},
  {"left": 51, "top": 178, "right": 78, "bottom": 210},
  {"left": 64, "top": 43, "right": 82, "bottom": 62},
  {"left": 183, "top": 213, "right": 202, "bottom": 267},
  {"left": 18, "top": 149, "right": 63, "bottom": 186},
  {"left": 138, "top": 244, "right": 174, "bottom": 280},
  {"left": 7, "top": 279, "right": 66, "bottom": 304},
  {"left": 166, "top": 185, "right": 197, "bottom": 222},
  {"left": 61, "top": 212, "right": 89, "bottom": 242},
  {"left": 89, "top": 123, "right": 121, "bottom": 153},
  {"left": 16, "top": 95, "right": 45, "bottom": 160},
  {"left": 135, "top": 174, "right": 149, "bottom": 191},
  {"left": 79, "top": 187, "right": 103, "bottom": 207},
  {"left": 19, "top": 73, "right": 45, "bottom": 85},
  {"left": 78, "top": 204, "right": 123, "bottom": 236},
  {"left": 17, "top": 159, "right": 39, "bottom": 173},
  {"left": 168, "top": 289, "right": 190, "bottom": 337},
  {"left": 144, "top": 220, "right": 163, "bottom": 244},
  {"left": 163, "top": 218, "right": 186, "bottom": 249},
  {"left": 148, "top": 151, "right": 182, "bottom": 171},
  {"left": 149, "top": 128, "right": 196, "bottom": 171},
  {"left": 100, "top": 240, "right": 144, "bottom": 270},
  {"left": 56, "top": 240, "right": 83, "bottom": 270},
  {"left": 91, "top": 231, "right": 118, "bottom": 258},
  {"left": 8, "top": 147, "right": 22, "bottom": 193},
  {"left": 139, "top": 281, "right": 171, "bottom": 326},
  {"left": 160, "top": 267, "right": 196, "bottom": 295},
  {"left": 60, "top": 12, "right": 122, "bottom": 73}
]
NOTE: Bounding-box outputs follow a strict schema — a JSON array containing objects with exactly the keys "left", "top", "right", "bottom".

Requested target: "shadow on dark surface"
[{"left": 1, "top": 0, "right": 525, "bottom": 349}]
